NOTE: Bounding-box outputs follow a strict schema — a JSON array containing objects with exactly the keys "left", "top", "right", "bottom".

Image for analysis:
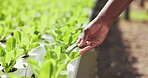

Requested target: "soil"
[
  {"left": 2, "top": 67, "right": 17, "bottom": 73},
  {"left": 31, "top": 74, "right": 35, "bottom": 78},
  {"left": 0, "top": 40, "right": 6, "bottom": 43},
  {"left": 22, "top": 54, "right": 29, "bottom": 58}
]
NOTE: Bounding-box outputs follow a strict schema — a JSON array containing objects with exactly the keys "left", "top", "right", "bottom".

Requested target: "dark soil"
[
  {"left": 22, "top": 54, "right": 29, "bottom": 58},
  {"left": 2, "top": 67, "right": 17, "bottom": 73},
  {"left": 0, "top": 39, "right": 6, "bottom": 43}
]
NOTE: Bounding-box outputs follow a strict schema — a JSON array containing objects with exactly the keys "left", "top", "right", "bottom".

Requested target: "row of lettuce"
[{"left": 0, "top": 0, "right": 93, "bottom": 78}]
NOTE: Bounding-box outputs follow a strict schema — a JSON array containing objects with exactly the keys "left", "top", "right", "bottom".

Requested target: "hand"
[{"left": 77, "top": 21, "right": 110, "bottom": 54}]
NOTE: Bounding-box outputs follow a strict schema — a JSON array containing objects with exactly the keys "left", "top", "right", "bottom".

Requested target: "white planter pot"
[
  {"left": 67, "top": 57, "right": 81, "bottom": 78},
  {"left": 0, "top": 46, "right": 46, "bottom": 78},
  {"left": 0, "top": 34, "right": 81, "bottom": 78}
]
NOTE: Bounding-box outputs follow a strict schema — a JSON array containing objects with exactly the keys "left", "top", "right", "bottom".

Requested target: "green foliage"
[
  {"left": 19, "top": 33, "right": 40, "bottom": 55},
  {"left": 39, "top": 59, "right": 56, "bottom": 78},
  {"left": 27, "top": 60, "right": 40, "bottom": 77},
  {"left": 6, "top": 37, "right": 16, "bottom": 52},
  {"left": 130, "top": 11, "right": 148, "bottom": 21},
  {"left": 0, "top": 45, "right": 5, "bottom": 57},
  {"left": 14, "top": 31, "right": 21, "bottom": 43},
  {"left": 28, "top": 59, "right": 56, "bottom": 78},
  {"left": 0, "top": 0, "right": 93, "bottom": 77},
  {"left": 120, "top": 10, "right": 148, "bottom": 21},
  {"left": 69, "top": 52, "right": 80, "bottom": 62},
  {"left": 0, "top": 26, "right": 4, "bottom": 40},
  {"left": 1, "top": 37, "right": 22, "bottom": 73},
  {"left": 7, "top": 73, "right": 21, "bottom": 78}
]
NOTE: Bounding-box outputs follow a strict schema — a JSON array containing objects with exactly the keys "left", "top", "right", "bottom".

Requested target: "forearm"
[{"left": 93, "top": 0, "right": 133, "bottom": 26}]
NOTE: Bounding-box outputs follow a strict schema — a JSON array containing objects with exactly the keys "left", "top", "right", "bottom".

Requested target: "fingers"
[
  {"left": 76, "top": 24, "right": 110, "bottom": 55},
  {"left": 77, "top": 29, "right": 90, "bottom": 47},
  {"left": 78, "top": 45, "right": 95, "bottom": 55},
  {"left": 78, "top": 39, "right": 86, "bottom": 47},
  {"left": 76, "top": 38, "right": 81, "bottom": 43},
  {"left": 78, "top": 39, "right": 102, "bottom": 55}
]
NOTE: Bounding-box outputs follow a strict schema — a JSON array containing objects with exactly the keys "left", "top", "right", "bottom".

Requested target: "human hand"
[{"left": 77, "top": 21, "right": 110, "bottom": 54}]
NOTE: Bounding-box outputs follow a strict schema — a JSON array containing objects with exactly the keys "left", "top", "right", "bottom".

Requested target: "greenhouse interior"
[{"left": 0, "top": 0, "right": 148, "bottom": 78}]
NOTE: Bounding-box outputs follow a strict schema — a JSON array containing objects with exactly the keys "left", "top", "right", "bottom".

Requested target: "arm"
[
  {"left": 77, "top": 0, "right": 133, "bottom": 54},
  {"left": 93, "top": 0, "right": 133, "bottom": 27}
]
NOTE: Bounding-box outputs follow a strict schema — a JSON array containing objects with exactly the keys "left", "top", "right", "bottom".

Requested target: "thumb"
[
  {"left": 78, "top": 29, "right": 90, "bottom": 47},
  {"left": 78, "top": 39, "right": 87, "bottom": 47}
]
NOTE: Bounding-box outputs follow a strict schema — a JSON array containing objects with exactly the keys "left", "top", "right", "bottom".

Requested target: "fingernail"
[
  {"left": 76, "top": 40, "right": 80, "bottom": 43},
  {"left": 78, "top": 50, "right": 85, "bottom": 55}
]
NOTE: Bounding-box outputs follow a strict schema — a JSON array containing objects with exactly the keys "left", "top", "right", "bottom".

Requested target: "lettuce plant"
[
  {"left": 0, "top": 0, "right": 93, "bottom": 77},
  {"left": 14, "top": 31, "right": 40, "bottom": 58},
  {"left": 0, "top": 37, "right": 20, "bottom": 73}
]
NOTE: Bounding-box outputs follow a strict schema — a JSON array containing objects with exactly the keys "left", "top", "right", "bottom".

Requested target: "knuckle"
[
  {"left": 93, "top": 42, "right": 99, "bottom": 47},
  {"left": 91, "top": 41, "right": 101, "bottom": 47}
]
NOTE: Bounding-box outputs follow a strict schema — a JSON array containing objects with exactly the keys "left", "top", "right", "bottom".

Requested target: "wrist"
[{"left": 92, "top": 15, "right": 113, "bottom": 28}]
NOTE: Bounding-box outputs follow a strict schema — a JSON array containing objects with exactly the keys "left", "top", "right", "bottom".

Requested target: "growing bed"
[{"left": 0, "top": 0, "right": 93, "bottom": 78}]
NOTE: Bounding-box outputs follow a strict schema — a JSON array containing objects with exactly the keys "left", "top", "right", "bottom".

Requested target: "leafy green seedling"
[
  {"left": 7, "top": 73, "right": 21, "bottom": 78},
  {"left": 1, "top": 37, "right": 17, "bottom": 73},
  {"left": 28, "top": 59, "right": 56, "bottom": 78},
  {"left": 0, "top": 26, "right": 4, "bottom": 40},
  {"left": 0, "top": 0, "right": 93, "bottom": 77},
  {"left": 20, "top": 33, "right": 40, "bottom": 58},
  {"left": 27, "top": 60, "right": 40, "bottom": 77},
  {"left": 6, "top": 37, "right": 16, "bottom": 52},
  {"left": 14, "top": 31, "right": 21, "bottom": 43},
  {"left": 0, "top": 45, "right": 6, "bottom": 57},
  {"left": 69, "top": 52, "right": 80, "bottom": 62}
]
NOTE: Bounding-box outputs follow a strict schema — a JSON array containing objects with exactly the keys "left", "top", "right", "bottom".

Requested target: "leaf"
[
  {"left": 0, "top": 12, "right": 5, "bottom": 20},
  {"left": 55, "top": 30, "right": 62, "bottom": 35},
  {"left": 60, "top": 26, "right": 68, "bottom": 32},
  {"left": 1, "top": 57, "right": 6, "bottom": 67},
  {"left": 34, "top": 30, "right": 40, "bottom": 35},
  {"left": 44, "top": 40, "right": 49, "bottom": 44},
  {"left": 63, "top": 35, "right": 69, "bottom": 44},
  {"left": 44, "top": 45, "right": 49, "bottom": 51},
  {"left": 68, "top": 35, "right": 73, "bottom": 45},
  {"left": 71, "top": 32, "right": 81, "bottom": 43},
  {"left": 44, "top": 51, "right": 57, "bottom": 60},
  {"left": 7, "top": 73, "right": 21, "bottom": 78},
  {"left": 6, "top": 37, "right": 16, "bottom": 52},
  {"left": 31, "top": 42, "right": 40, "bottom": 49},
  {"left": 5, "top": 52, "right": 15, "bottom": 65},
  {"left": 15, "top": 49, "right": 24, "bottom": 58},
  {"left": 0, "top": 26, "right": 4, "bottom": 38},
  {"left": 4, "top": 59, "right": 16, "bottom": 73},
  {"left": 21, "top": 33, "right": 30, "bottom": 45},
  {"left": 27, "top": 60, "right": 40, "bottom": 77},
  {"left": 60, "top": 53, "right": 66, "bottom": 60},
  {"left": 0, "top": 45, "right": 6, "bottom": 57},
  {"left": 69, "top": 52, "right": 80, "bottom": 62},
  {"left": 22, "top": 26, "right": 35, "bottom": 35},
  {"left": 30, "top": 34, "right": 39, "bottom": 43},
  {"left": 53, "top": 46, "right": 61, "bottom": 60},
  {"left": 39, "top": 59, "right": 56, "bottom": 78},
  {"left": 14, "top": 31, "right": 21, "bottom": 43},
  {"left": 19, "top": 44, "right": 27, "bottom": 52},
  {"left": 58, "top": 75, "right": 67, "bottom": 78}
]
